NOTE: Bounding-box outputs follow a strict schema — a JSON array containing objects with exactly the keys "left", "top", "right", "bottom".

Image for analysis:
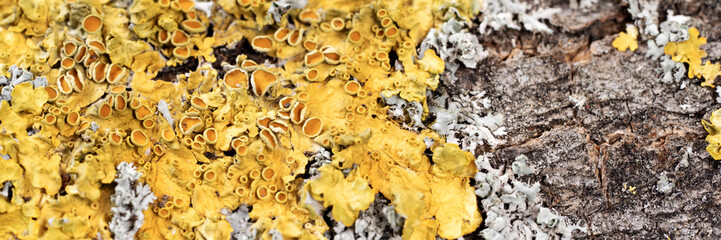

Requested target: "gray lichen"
[
  {"left": 569, "top": 0, "right": 598, "bottom": 12},
  {"left": 622, "top": 1, "right": 692, "bottom": 84},
  {"left": 643, "top": 12, "right": 690, "bottom": 83},
  {"left": 420, "top": 10, "right": 488, "bottom": 84},
  {"left": 511, "top": 154, "right": 534, "bottom": 177},
  {"left": 308, "top": 147, "right": 332, "bottom": 177},
  {"left": 268, "top": 229, "right": 284, "bottom": 240},
  {"left": 0, "top": 65, "right": 48, "bottom": 102},
  {"left": 194, "top": 1, "right": 214, "bottom": 17},
  {"left": 0, "top": 181, "right": 11, "bottom": 198},
  {"left": 567, "top": 94, "right": 588, "bottom": 109},
  {"left": 676, "top": 145, "right": 692, "bottom": 171},
  {"left": 656, "top": 172, "right": 675, "bottom": 194},
  {"left": 474, "top": 154, "right": 586, "bottom": 239},
  {"left": 658, "top": 57, "right": 687, "bottom": 83},
  {"left": 158, "top": 99, "right": 174, "bottom": 126},
  {"left": 624, "top": 0, "right": 690, "bottom": 84},
  {"left": 109, "top": 162, "right": 157, "bottom": 240},
  {"left": 267, "top": 0, "right": 308, "bottom": 24},
  {"left": 381, "top": 94, "right": 424, "bottom": 130},
  {"left": 646, "top": 13, "right": 690, "bottom": 59},
  {"left": 625, "top": 0, "right": 660, "bottom": 37},
  {"left": 327, "top": 194, "right": 403, "bottom": 240},
  {"left": 478, "top": 0, "right": 560, "bottom": 34},
  {"left": 430, "top": 90, "right": 505, "bottom": 153},
  {"left": 222, "top": 205, "right": 259, "bottom": 240}
]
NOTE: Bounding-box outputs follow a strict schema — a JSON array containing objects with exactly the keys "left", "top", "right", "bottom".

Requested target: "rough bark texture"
[{"left": 449, "top": 0, "right": 721, "bottom": 239}]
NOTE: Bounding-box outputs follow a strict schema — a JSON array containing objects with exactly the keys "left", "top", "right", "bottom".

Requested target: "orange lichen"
[
  {"left": 134, "top": 105, "right": 153, "bottom": 120},
  {"left": 275, "top": 191, "right": 288, "bottom": 203},
  {"left": 662, "top": 27, "right": 720, "bottom": 87},
  {"left": 304, "top": 50, "right": 324, "bottom": 67},
  {"left": 240, "top": 59, "right": 259, "bottom": 70},
  {"left": 664, "top": 27, "right": 707, "bottom": 67},
  {"left": 274, "top": 27, "right": 290, "bottom": 41},
  {"left": 66, "top": 112, "right": 80, "bottom": 126},
  {"left": 299, "top": 9, "right": 322, "bottom": 23},
  {"left": 173, "top": 46, "right": 191, "bottom": 59},
  {"left": 331, "top": 18, "right": 345, "bottom": 30},
  {"left": 250, "top": 69, "right": 276, "bottom": 96},
  {"left": 257, "top": 186, "right": 271, "bottom": 199},
  {"left": 171, "top": 30, "right": 190, "bottom": 46},
  {"left": 291, "top": 102, "right": 307, "bottom": 124},
  {"left": 158, "top": 30, "right": 171, "bottom": 44},
  {"left": 224, "top": 68, "right": 248, "bottom": 89},
  {"left": 130, "top": 129, "right": 149, "bottom": 146},
  {"left": 303, "top": 40, "right": 318, "bottom": 51},
  {"left": 106, "top": 63, "right": 126, "bottom": 84},
  {"left": 203, "top": 128, "right": 218, "bottom": 144},
  {"left": 288, "top": 29, "right": 303, "bottom": 46},
  {"left": 344, "top": 81, "right": 361, "bottom": 95},
  {"left": 57, "top": 75, "right": 73, "bottom": 94},
  {"left": 45, "top": 86, "right": 58, "bottom": 101},
  {"left": 61, "top": 58, "right": 75, "bottom": 70},
  {"left": 83, "top": 15, "right": 103, "bottom": 33},
  {"left": 348, "top": 30, "right": 362, "bottom": 44},
  {"left": 98, "top": 103, "right": 113, "bottom": 118},
  {"left": 322, "top": 49, "right": 341, "bottom": 65},
  {"left": 88, "top": 40, "right": 106, "bottom": 53},
  {"left": 181, "top": 19, "right": 206, "bottom": 33},
  {"left": 84, "top": 49, "right": 100, "bottom": 66},
  {"left": 269, "top": 120, "right": 289, "bottom": 134},
  {"left": 179, "top": 116, "right": 203, "bottom": 134},
  {"left": 302, "top": 117, "right": 323, "bottom": 137},
  {"left": 262, "top": 167, "right": 276, "bottom": 180},
  {"left": 191, "top": 96, "right": 208, "bottom": 110},
  {"left": 385, "top": 26, "right": 399, "bottom": 38},
  {"left": 161, "top": 129, "right": 176, "bottom": 142},
  {"left": 141, "top": 119, "right": 155, "bottom": 129},
  {"left": 63, "top": 41, "right": 78, "bottom": 56},
  {"left": 279, "top": 96, "right": 295, "bottom": 110},
  {"left": 252, "top": 36, "right": 274, "bottom": 53},
  {"left": 696, "top": 61, "right": 721, "bottom": 87},
  {"left": 260, "top": 128, "right": 279, "bottom": 149},
  {"left": 92, "top": 62, "right": 107, "bottom": 82}
]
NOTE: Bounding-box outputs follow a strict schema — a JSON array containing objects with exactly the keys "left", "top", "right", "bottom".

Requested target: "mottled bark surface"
[{"left": 450, "top": 0, "right": 721, "bottom": 239}]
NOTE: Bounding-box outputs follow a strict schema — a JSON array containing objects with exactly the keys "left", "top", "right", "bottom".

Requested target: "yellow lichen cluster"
[
  {"left": 612, "top": 26, "right": 721, "bottom": 87},
  {"left": 611, "top": 25, "right": 638, "bottom": 52},
  {"left": 703, "top": 109, "right": 721, "bottom": 160},
  {"left": 663, "top": 28, "right": 721, "bottom": 159},
  {"left": 0, "top": 0, "right": 483, "bottom": 239},
  {"left": 129, "top": 0, "right": 216, "bottom": 65},
  {"left": 613, "top": 26, "right": 721, "bottom": 159},
  {"left": 663, "top": 27, "right": 720, "bottom": 87}
]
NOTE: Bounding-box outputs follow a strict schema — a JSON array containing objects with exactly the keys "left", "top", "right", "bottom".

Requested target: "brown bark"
[{"left": 453, "top": 0, "right": 721, "bottom": 238}]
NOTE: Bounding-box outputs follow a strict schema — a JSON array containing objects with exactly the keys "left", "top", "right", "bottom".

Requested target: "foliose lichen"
[
  {"left": 109, "top": 162, "right": 157, "bottom": 240},
  {"left": 474, "top": 154, "right": 587, "bottom": 239}
]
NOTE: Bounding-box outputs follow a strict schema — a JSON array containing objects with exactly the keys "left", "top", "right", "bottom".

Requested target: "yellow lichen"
[
  {"left": 612, "top": 25, "right": 638, "bottom": 52},
  {"left": 664, "top": 27, "right": 707, "bottom": 67},
  {"left": 662, "top": 27, "right": 721, "bottom": 87},
  {"left": 431, "top": 143, "right": 477, "bottom": 177},
  {"left": 0, "top": 0, "right": 486, "bottom": 238},
  {"left": 696, "top": 61, "right": 721, "bottom": 88},
  {"left": 306, "top": 165, "right": 375, "bottom": 226},
  {"left": 10, "top": 82, "right": 49, "bottom": 115},
  {"left": 703, "top": 109, "right": 721, "bottom": 160}
]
